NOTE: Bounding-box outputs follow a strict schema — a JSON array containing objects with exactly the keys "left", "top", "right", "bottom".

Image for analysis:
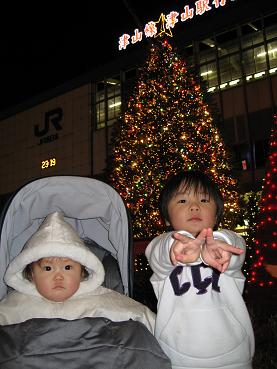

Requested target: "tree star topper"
[{"left": 155, "top": 13, "right": 173, "bottom": 38}]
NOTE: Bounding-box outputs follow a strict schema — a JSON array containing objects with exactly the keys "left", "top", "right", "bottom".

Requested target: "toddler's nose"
[{"left": 189, "top": 202, "right": 200, "bottom": 211}]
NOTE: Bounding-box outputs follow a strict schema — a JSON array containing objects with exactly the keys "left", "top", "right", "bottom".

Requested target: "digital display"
[{"left": 41, "top": 158, "right": 57, "bottom": 169}]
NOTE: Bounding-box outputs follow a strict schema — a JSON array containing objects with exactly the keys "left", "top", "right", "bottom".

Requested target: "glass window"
[
  {"left": 200, "top": 62, "right": 218, "bottom": 87},
  {"left": 264, "top": 13, "right": 277, "bottom": 40},
  {"left": 108, "top": 95, "right": 121, "bottom": 121},
  {"left": 242, "top": 45, "right": 267, "bottom": 77},
  {"left": 241, "top": 20, "right": 263, "bottom": 49},
  {"left": 229, "top": 54, "right": 241, "bottom": 80},
  {"left": 96, "top": 82, "right": 105, "bottom": 102},
  {"left": 96, "top": 100, "right": 105, "bottom": 129},
  {"left": 219, "top": 54, "right": 241, "bottom": 84},
  {"left": 190, "top": 15, "right": 277, "bottom": 91},
  {"left": 95, "top": 76, "right": 121, "bottom": 129},
  {"left": 186, "top": 55, "right": 194, "bottom": 67},
  {"left": 242, "top": 49, "right": 256, "bottom": 76},
  {"left": 199, "top": 38, "right": 216, "bottom": 64},
  {"left": 254, "top": 45, "right": 267, "bottom": 73},
  {"left": 219, "top": 57, "right": 230, "bottom": 84},
  {"left": 107, "top": 77, "right": 121, "bottom": 98},
  {"left": 267, "top": 40, "right": 277, "bottom": 69},
  {"left": 216, "top": 29, "right": 238, "bottom": 57},
  {"left": 184, "top": 44, "right": 194, "bottom": 66}
]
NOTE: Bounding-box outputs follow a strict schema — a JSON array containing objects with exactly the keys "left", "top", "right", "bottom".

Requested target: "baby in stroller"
[
  {"left": 0, "top": 176, "right": 171, "bottom": 369},
  {"left": 0, "top": 211, "right": 155, "bottom": 328}
]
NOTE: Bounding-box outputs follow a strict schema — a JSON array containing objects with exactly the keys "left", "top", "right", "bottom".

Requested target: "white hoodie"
[
  {"left": 0, "top": 212, "right": 155, "bottom": 333},
  {"left": 145, "top": 230, "right": 255, "bottom": 369}
]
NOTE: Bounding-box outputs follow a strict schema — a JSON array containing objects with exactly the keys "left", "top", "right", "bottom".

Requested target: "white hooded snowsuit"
[
  {"left": 145, "top": 230, "right": 255, "bottom": 369},
  {"left": 0, "top": 212, "right": 155, "bottom": 333}
]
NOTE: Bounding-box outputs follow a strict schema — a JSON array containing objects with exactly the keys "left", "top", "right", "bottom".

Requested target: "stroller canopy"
[{"left": 0, "top": 176, "right": 132, "bottom": 300}]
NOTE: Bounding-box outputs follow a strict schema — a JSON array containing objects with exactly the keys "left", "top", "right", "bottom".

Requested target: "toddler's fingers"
[
  {"left": 173, "top": 231, "right": 204, "bottom": 247},
  {"left": 195, "top": 228, "right": 207, "bottom": 244},
  {"left": 220, "top": 244, "right": 244, "bottom": 254},
  {"left": 208, "top": 260, "right": 223, "bottom": 272},
  {"left": 170, "top": 251, "right": 178, "bottom": 265},
  {"left": 175, "top": 254, "right": 186, "bottom": 262},
  {"left": 213, "top": 249, "right": 222, "bottom": 259},
  {"left": 221, "top": 260, "right": 230, "bottom": 273},
  {"left": 205, "top": 228, "right": 214, "bottom": 241},
  {"left": 173, "top": 232, "right": 190, "bottom": 243}
]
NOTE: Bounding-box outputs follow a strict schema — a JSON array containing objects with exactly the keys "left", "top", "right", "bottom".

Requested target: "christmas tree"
[
  {"left": 237, "top": 191, "right": 261, "bottom": 279},
  {"left": 249, "top": 115, "right": 277, "bottom": 287},
  {"left": 108, "top": 38, "right": 239, "bottom": 239}
]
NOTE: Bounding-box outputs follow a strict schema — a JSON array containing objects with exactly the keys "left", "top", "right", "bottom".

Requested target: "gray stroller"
[
  {"left": 0, "top": 176, "right": 171, "bottom": 369},
  {"left": 0, "top": 175, "right": 133, "bottom": 300}
]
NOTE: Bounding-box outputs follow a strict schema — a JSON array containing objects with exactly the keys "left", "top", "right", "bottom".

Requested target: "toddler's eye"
[
  {"left": 201, "top": 199, "right": 209, "bottom": 203},
  {"left": 65, "top": 265, "right": 72, "bottom": 270},
  {"left": 178, "top": 199, "right": 186, "bottom": 203}
]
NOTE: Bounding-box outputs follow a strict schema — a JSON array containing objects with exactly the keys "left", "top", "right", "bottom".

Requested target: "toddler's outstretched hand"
[
  {"left": 201, "top": 228, "right": 244, "bottom": 272},
  {"left": 170, "top": 230, "right": 206, "bottom": 265}
]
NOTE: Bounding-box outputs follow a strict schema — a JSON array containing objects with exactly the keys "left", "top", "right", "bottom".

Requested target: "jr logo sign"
[{"left": 34, "top": 107, "right": 63, "bottom": 145}]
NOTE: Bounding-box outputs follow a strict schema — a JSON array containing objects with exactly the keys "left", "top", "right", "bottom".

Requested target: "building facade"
[{"left": 0, "top": 0, "right": 276, "bottom": 207}]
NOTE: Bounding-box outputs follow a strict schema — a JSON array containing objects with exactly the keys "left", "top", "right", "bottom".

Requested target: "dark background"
[{"left": 0, "top": 0, "right": 188, "bottom": 112}]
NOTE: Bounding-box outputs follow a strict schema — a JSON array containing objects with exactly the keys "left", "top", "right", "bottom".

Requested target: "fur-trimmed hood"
[{"left": 4, "top": 212, "right": 105, "bottom": 298}]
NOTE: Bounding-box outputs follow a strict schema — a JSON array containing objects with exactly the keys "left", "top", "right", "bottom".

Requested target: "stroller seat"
[
  {"left": 0, "top": 175, "right": 133, "bottom": 300},
  {"left": 83, "top": 237, "right": 123, "bottom": 294},
  {"left": 0, "top": 176, "right": 173, "bottom": 369}
]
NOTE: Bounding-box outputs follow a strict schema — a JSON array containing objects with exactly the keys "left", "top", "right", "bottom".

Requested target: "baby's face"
[
  {"left": 167, "top": 184, "right": 217, "bottom": 236},
  {"left": 31, "top": 257, "right": 82, "bottom": 302}
]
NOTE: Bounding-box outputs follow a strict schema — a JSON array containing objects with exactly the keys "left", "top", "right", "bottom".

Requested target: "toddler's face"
[
  {"left": 31, "top": 257, "right": 82, "bottom": 302},
  {"left": 167, "top": 184, "right": 217, "bottom": 236}
]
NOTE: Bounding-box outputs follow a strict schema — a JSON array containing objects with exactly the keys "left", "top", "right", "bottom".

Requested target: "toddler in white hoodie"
[{"left": 145, "top": 170, "right": 255, "bottom": 369}]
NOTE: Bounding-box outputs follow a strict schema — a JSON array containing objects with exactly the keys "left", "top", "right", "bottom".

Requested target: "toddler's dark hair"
[{"left": 159, "top": 170, "right": 224, "bottom": 228}]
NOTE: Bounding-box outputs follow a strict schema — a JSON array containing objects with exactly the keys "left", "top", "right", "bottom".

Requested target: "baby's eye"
[
  {"left": 43, "top": 266, "right": 52, "bottom": 271},
  {"left": 178, "top": 199, "right": 186, "bottom": 203},
  {"left": 65, "top": 265, "right": 73, "bottom": 270}
]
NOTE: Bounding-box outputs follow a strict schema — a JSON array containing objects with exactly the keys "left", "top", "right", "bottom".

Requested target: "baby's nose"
[{"left": 54, "top": 272, "right": 64, "bottom": 280}]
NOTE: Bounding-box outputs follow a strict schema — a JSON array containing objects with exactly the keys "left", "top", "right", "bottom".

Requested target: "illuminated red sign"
[{"left": 118, "top": 0, "right": 227, "bottom": 50}]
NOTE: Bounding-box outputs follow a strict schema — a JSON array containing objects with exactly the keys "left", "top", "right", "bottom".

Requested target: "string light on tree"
[
  {"left": 249, "top": 115, "right": 277, "bottom": 287},
  {"left": 237, "top": 191, "right": 261, "bottom": 280},
  {"left": 108, "top": 37, "right": 239, "bottom": 239}
]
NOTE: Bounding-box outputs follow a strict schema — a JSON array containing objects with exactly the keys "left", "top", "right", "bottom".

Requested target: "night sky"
[{"left": 0, "top": 0, "right": 185, "bottom": 112}]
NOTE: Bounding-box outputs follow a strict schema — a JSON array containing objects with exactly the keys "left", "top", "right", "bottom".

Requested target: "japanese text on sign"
[{"left": 118, "top": 0, "right": 227, "bottom": 50}]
